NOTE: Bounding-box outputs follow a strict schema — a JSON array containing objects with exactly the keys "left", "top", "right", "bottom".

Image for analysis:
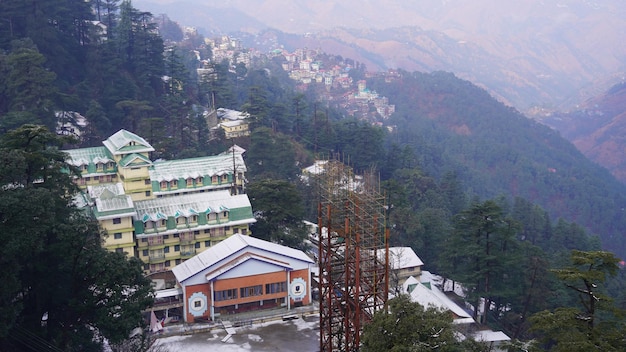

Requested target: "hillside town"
[{"left": 199, "top": 33, "right": 396, "bottom": 124}]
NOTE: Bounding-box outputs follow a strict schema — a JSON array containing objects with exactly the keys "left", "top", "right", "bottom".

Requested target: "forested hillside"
[{"left": 368, "top": 70, "right": 626, "bottom": 258}]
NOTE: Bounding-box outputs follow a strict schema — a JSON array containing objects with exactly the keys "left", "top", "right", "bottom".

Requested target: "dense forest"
[{"left": 1, "top": 0, "right": 625, "bottom": 350}]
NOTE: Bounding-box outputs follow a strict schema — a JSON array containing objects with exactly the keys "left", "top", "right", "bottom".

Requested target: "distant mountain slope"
[
  {"left": 369, "top": 71, "right": 626, "bottom": 257},
  {"left": 540, "top": 83, "right": 626, "bottom": 184},
  {"left": 135, "top": 0, "right": 626, "bottom": 112}
]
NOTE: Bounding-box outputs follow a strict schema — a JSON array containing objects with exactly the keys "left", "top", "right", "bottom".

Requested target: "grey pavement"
[{"left": 154, "top": 304, "right": 320, "bottom": 351}]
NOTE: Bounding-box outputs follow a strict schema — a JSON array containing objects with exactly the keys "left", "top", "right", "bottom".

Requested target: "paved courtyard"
[{"left": 154, "top": 313, "right": 320, "bottom": 352}]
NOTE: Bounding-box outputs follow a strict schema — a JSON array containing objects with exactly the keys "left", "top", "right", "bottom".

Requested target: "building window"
[
  {"left": 107, "top": 162, "right": 115, "bottom": 169},
  {"left": 113, "top": 233, "right": 122, "bottom": 239},
  {"left": 242, "top": 229, "right": 247, "bottom": 235},
  {"left": 160, "top": 219, "right": 167, "bottom": 227},
  {"left": 174, "top": 245, "right": 180, "bottom": 252},
  {"left": 173, "top": 233, "right": 180, "bottom": 238},
  {"left": 175, "top": 259, "right": 181, "bottom": 265},
  {"left": 240, "top": 285, "right": 263, "bottom": 298},
  {"left": 214, "top": 289, "right": 237, "bottom": 301},
  {"left": 160, "top": 181, "right": 168, "bottom": 189},
  {"left": 163, "top": 235, "right": 169, "bottom": 239},
  {"left": 142, "top": 250, "right": 148, "bottom": 256},
  {"left": 171, "top": 180, "right": 178, "bottom": 187},
  {"left": 266, "top": 282, "right": 287, "bottom": 294},
  {"left": 190, "top": 215, "right": 198, "bottom": 223},
  {"left": 164, "top": 246, "right": 169, "bottom": 253},
  {"left": 115, "top": 248, "right": 124, "bottom": 254},
  {"left": 186, "top": 178, "right": 193, "bottom": 187},
  {"left": 204, "top": 240, "right": 210, "bottom": 247},
  {"left": 145, "top": 191, "right": 151, "bottom": 197},
  {"left": 141, "top": 238, "right": 148, "bottom": 242},
  {"left": 165, "top": 260, "right": 170, "bottom": 267},
  {"left": 96, "top": 163, "right": 104, "bottom": 171},
  {"left": 113, "top": 218, "right": 121, "bottom": 225},
  {"left": 194, "top": 242, "right": 200, "bottom": 249},
  {"left": 145, "top": 179, "right": 151, "bottom": 185},
  {"left": 197, "top": 177, "right": 203, "bottom": 184},
  {"left": 204, "top": 229, "right": 210, "bottom": 234},
  {"left": 193, "top": 230, "right": 200, "bottom": 235},
  {"left": 94, "top": 176, "right": 99, "bottom": 180}
]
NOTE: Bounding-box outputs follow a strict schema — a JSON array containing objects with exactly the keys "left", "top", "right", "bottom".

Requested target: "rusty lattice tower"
[{"left": 317, "top": 159, "right": 389, "bottom": 352}]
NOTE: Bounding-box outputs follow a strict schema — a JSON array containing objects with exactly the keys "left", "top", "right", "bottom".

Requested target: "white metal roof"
[
  {"left": 134, "top": 190, "right": 250, "bottom": 221},
  {"left": 149, "top": 153, "right": 246, "bottom": 182},
  {"left": 217, "top": 108, "right": 250, "bottom": 121},
  {"left": 472, "top": 330, "right": 511, "bottom": 342},
  {"left": 388, "top": 247, "right": 424, "bottom": 270},
  {"left": 102, "top": 129, "right": 154, "bottom": 155},
  {"left": 408, "top": 279, "right": 473, "bottom": 320},
  {"left": 65, "top": 146, "right": 113, "bottom": 166},
  {"left": 172, "top": 233, "right": 314, "bottom": 284}
]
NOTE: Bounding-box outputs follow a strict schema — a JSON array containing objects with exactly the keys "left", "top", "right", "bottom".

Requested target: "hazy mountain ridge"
[
  {"left": 136, "top": 0, "right": 626, "bottom": 112},
  {"left": 541, "top": 83, "right": 626, "bottom": 183}
]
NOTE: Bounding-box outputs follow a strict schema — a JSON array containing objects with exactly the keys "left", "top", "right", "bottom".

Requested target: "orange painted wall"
[
  {"left": 213, "top": 270, "right": 289, "bottom": 307},
  {"left": 183, "top": 268, "right": 311, "bottom": 321},
  {"left": 183, "top": 283, "right": 212, "bottom": 322}
]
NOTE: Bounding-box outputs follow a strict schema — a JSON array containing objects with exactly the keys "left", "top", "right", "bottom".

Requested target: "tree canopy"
[
  {"left": 0, "top": 125, "right": 154, "bottom": 351},
  {"left": 529, "top": 250, "right": 626, "bottom": 351},
  {"left": 361, "top": 295, "right": 487, "bottom": 352}
]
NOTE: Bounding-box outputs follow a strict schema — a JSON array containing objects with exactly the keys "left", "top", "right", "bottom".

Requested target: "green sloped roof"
[
  {"left": 64, "top": 146, "right": 113, "bottom": 166},
  {"left": 134, "top": 190, "right": 253, "bottom": 221},
  {"left": 119, "top": 153, "right": 152, "bottom": 167},
  {"left": 102, "top": 129, "right": 154, "bottom": 156},
  {"left": 149, "top": 153, "right": 246, "bottom": 182}
]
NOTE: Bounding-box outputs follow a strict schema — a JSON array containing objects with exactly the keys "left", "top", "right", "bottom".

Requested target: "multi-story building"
[{"left": 65, "top": 129, "right": 255, "bottom": 274}]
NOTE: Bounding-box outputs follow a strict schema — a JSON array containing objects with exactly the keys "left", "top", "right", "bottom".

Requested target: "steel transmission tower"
[{"left": 317, "top": 159, "right": 389, "bottom": 352}]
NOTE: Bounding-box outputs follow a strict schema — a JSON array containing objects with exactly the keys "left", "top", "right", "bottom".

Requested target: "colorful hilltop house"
[{"left": 64, "top": 129, "right": 255, "bottom": 275}]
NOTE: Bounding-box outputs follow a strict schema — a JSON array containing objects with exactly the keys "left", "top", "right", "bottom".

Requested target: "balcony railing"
[
  {"left": 180, "top": 250, "right": 196, "bottom": 258},
  {"left": 149, "top": 252, "right": 165, "bottom": 261},
  {"left": 148, "top": 237, "right": 164, "bottom": 246}
]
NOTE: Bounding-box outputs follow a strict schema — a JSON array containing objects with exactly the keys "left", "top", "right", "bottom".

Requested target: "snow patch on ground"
[{"left": 248, "top": 334, "right": 262, "bottom": 342}]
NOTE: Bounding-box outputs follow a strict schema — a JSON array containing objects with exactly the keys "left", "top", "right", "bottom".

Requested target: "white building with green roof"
[{"left": 64, "top": 129, "right": 255, "bottom": 274}]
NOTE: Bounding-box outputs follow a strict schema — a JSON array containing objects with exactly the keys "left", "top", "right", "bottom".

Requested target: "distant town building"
[{"left": 211, "top": 108, "right": 251, "bottom": 139}]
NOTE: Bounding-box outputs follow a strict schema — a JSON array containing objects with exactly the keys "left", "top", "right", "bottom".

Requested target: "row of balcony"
[{"left": 143, "top": 218, "right": 230, "bottom": 234}]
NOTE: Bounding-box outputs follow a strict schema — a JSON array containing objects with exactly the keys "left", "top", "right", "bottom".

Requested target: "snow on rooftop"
[
  {"left": 217, "top": 108, "right": 250, "bottom": 121},
  {"left": 472, "top": 330, "right": 511, "bottom": 343},
  {"left": 388, "top": 247, "right": 424, "bottom": 270},
  {"left": 408, "top": 278, "right": 473, "bottom": 321},
  {"left": 172, "top": 234, "right": 313, "bottom": 284},
  {"left": 65, "top": 146, "right": 112, "bottom": 166},
  {"left": 134, "top": 190, "right": 250, "bottom": 222},
  {"left": 149, "top": 153, "right": 245, "bottom": 182}
]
